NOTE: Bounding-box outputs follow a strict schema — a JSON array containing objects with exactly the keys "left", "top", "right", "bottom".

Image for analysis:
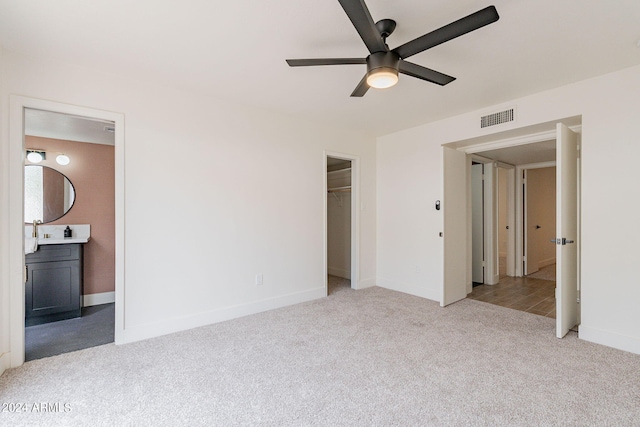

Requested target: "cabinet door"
[{"left": 26, "top": 260, "right": 81, "bottom": 321}]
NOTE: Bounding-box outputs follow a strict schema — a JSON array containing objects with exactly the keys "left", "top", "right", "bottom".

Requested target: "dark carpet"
[{"left": 25, "top": 303, "right": 115, "bottom": 361}]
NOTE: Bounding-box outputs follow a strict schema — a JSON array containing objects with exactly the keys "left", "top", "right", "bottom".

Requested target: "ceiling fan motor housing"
[{"left": 367, "top": 51, "right": 400, "bottom": 75}]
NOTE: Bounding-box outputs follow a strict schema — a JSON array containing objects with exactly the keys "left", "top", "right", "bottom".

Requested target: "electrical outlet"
[{"left": 255, "top": 274, "right": 263, "bottom": 286}]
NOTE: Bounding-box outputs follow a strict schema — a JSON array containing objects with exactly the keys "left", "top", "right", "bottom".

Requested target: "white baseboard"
[
  {"left": 328, "top": 267, "right": 350, "bottom": 279},
  {"left": 376, "top": 277, "right": 440, "bottom": 302},
  {"left": 83, "top": 291, "right": 115, "bottom": 307},
  {"left": 118, "top": 287, "right": 326, "bottom": 345},
  {"left": 538, "top": 257, "right": 556, "bottom": 269},
  {"left": 579, "top": 324, "right": 640, "bottom": 355},
  {"left": 0, "top": 352, "right": 11, "bottom": 376},
  {"left": 357, "top": 277, "right": 376, "bottom": 289}
]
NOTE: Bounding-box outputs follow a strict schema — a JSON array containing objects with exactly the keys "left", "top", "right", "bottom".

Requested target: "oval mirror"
[{"left": 24, "top": 165, "right": 76, "bottom": 223}]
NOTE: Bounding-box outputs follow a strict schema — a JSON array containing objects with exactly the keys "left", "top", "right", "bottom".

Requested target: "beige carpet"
[{"left": 2, "top": 286, "right": 639, "bottom": 426}]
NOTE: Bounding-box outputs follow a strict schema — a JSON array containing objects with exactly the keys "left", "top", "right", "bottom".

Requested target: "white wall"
[
  {"left": 377, "top": 64, "right": 640, "bottom": 354},
  {"left": 0, "top": 48, "right": 11, "bottom": 374},
  {"left": 377, "top": 130, "right": 444, "bottom": 300},
  {"left": 0, "top": 50, "right": 377, "bottom": 363}
]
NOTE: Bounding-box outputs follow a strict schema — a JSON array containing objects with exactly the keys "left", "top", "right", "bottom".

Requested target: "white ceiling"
[
  {"left": 479, "top": 140, "right": 556, "bottom": 165},
  {"left": 2, "top": 0, "right": 640, "bottom": 137}
]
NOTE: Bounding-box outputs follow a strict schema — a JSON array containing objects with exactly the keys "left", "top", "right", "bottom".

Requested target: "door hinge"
[{"left": 25, "top": 265, "right": 28, "bottom": 282}]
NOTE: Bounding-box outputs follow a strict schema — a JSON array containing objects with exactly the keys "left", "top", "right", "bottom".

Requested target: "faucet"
[{"left": 32, "top": 219, "right": 42, "bottom": 238}]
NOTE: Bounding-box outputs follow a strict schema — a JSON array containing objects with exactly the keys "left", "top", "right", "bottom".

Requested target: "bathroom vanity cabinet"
[{"left": 25, "top": 243, "right": 83, "bottom": 326}]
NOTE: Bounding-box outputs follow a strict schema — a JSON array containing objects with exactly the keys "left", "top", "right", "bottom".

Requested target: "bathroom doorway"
[
  {"left": 23, "top": 109, "right": 116, "bottom": 361},
  {"left": 8, "top": 96, "right": 125, "bottom": 368}
]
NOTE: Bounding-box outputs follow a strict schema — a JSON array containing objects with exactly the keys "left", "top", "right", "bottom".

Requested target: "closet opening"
[{"left": 326, "top": 156, "right": 353, "bottom": 295}]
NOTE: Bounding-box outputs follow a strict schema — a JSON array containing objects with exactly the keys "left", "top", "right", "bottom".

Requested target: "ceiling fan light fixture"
[{"left": 366, "top": 67, "right": 398, "bottom": 89}]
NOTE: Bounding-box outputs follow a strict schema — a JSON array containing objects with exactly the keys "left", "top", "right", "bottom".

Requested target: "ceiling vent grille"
[{"left": 480, "top": 108, "right": 515, "bottom": 128}]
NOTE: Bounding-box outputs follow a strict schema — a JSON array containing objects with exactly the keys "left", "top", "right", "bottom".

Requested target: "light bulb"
[
  {"left": 27, "top": 151, "right": 43, "bottom": 163},
  {"left": 56, "top": 154, "right": 70, "bottom": 165},
  {"left": 366, "top": 69, "right": 399, "bottom": 89}
]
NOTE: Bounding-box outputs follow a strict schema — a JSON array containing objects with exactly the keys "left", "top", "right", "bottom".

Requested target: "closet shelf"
[
  {"left": 327, "top": 167, "right": 351, "bottom": 175},
  {"left": 328, "top": 186, "right": 351, "bottom": 193}
]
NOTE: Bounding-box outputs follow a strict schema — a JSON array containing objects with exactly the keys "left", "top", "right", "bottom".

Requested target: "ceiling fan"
[{"left": 286, "top": 0, "right": 499, "bottom": 97}]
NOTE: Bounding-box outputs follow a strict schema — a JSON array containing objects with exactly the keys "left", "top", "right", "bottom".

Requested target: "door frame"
[
  {"left": 470, "top": 161, "right": 486, "bottom": 285},
  {"left": 469, "top": 155, "right": 502, "bottom": 286},
  {"left": 8, "top": 96, "right": 125, "bottom": 368},
  {"left": 324, "top": 151, "right": 359, "bottom": 292}
]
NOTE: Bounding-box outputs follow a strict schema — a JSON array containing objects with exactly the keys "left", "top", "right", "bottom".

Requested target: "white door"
[
  {"left": 442, "top": 147, "right": 468, "bottom": 306},
  {"left": 556, "top": 123, "right": 579, "bottom": 338},
  {"left": 471, "top": 164, "right": 484, "bottom": 283}
]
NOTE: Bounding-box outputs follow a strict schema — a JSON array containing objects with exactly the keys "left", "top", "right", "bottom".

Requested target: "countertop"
[{"left": 37, "top": 236, "right": 91, "bottom": 245}]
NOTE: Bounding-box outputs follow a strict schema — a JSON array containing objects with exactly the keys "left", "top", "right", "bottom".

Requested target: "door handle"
[{"left": 551, "top": 238, "right": 574, "bottom": 245}]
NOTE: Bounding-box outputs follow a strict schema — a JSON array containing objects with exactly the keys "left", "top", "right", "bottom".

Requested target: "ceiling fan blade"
[
  {"left": 350, "top": 74, "right": 370, "bottom": 97},
  {"left": 393, "top": 5, "right": 499, "bottom": 59},
  {"left": 399, "top": 60, "right": 456, "bottom": 86},
  {"left": 286, "top": 58, "right": 366, "bottom": 67},
  {"left": 338, "top": 0, "right": 388, "bottom": 54}
]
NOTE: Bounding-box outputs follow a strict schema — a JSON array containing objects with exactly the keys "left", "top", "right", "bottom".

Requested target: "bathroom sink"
[{"left": 25, "top": 224, "right": 91, "bottom": 248}]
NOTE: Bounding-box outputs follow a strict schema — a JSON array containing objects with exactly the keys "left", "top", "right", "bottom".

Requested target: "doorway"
[
  {"left": 522, "top": 165, "right": 557, "bottom": 278},
  {"left": 325, "top": 153, "right": 358, "bottom": 295},
  {"left": 470, "top": 157, "right": 505, "bottom": 287},
  {"left": 23, "top": 109, "right": 116, "bottom": 361},
  {"left": 8, "top": 96, "right": 125, "bottom": 368},
  {"left": 442, "top": 119, "right": 581, "bottom": 337}
]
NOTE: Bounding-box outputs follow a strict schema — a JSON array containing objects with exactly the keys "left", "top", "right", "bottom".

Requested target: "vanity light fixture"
[
  {"left": 56, "top": 154, "right": 71, "bottom": 165},
  {"left": 26, "top": 150, "right": 46, "bottom": 163}
]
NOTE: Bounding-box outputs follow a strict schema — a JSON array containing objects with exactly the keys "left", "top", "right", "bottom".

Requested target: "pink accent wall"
[{"left": 26, "top": 136, "right": 115, "bottom": 296}]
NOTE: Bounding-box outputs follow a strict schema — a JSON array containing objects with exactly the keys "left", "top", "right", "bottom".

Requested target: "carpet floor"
[
  {"left": 2, "top": 286, "right": 639, "bottom": 426},
  {"left": 25, "top": 303, "right": 115, "bottom": 361}
]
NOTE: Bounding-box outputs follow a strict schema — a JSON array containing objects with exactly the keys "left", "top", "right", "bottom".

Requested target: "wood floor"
[{"left": 467, "top": 266, "right": 556, "bottom": 319}]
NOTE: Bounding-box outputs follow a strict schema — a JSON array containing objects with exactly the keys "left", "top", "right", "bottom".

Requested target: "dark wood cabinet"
[{"left": 25, "top": 244, "right": 83, "bottom": 326}]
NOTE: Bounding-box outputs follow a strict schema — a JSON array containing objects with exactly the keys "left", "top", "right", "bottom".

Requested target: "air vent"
[
  {"left": 104, "top": 126, "right": 115, "bottom": 133},
  {"left": 480, "top": 108, "right": 515, "bottom": 128}
]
